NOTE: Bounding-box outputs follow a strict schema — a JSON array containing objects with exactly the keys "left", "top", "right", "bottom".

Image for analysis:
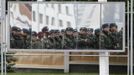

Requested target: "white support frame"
[
  {"left": 0, "top": 0, "right": 133, "bottom": 75},
  {"left": 7, "top": 1, "right": 125, "bottom": 53},
  {"left": 130, "top": 0, "right": 133, "bottom": 75}
]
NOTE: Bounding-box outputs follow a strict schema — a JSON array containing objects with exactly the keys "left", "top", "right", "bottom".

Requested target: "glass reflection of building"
[{"left": 32, "top": 4, "right": 76, "bottom": 32}]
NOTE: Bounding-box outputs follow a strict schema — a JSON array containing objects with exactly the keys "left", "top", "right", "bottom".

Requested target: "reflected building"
[
  {"left": 32, "top": 4, "right": 76, "bottom": 32},
  {"left": 10, "top": 3, "right": 32, "bottom": 29}
]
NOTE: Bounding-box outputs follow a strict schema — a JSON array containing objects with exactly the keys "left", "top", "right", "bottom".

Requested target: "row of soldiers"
[{"left": 10, "top": 23, "right": 122, "bottom": 50}]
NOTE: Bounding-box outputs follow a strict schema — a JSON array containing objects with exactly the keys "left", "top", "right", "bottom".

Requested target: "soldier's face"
[
  {"left": 103, "top": 27, "right": 109, "bottom": 32},
  {"left": 80, "top": 31, "right": 87, "bottom": 35},
  {"left": 110, "top": 27, "right": 117, "bottom": 32},
  {"left": 66, "top": 31, "right": 73, "bottom": 35}
]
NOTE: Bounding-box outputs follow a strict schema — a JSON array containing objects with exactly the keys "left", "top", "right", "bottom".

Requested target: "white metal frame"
[
  {"left": 0, "top": 0, "right": 133, "bottom": 75},
  {"left": 7, "top": 1, "right": 125, "bottom": 52}
]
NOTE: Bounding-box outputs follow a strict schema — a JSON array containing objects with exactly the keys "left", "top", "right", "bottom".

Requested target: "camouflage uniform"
[
  {"left": 99, "top": 24, "right": 112, "bottom": 49},
  {"left": 93, "top": 29, "right": 100, "bottom": 49},
  {"left": 63, "top": 27, "right": 76, "bottom": 49},
  {"left": 11, "top": 26, "right": 24, "bottom": 49},
  {"left": 78, "top": 27, "right": 93, "bottom": 49}
]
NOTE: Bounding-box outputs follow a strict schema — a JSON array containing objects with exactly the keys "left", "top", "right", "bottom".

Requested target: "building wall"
[{"left": 32, "top": 3, "right": 76, "bottom": 32}]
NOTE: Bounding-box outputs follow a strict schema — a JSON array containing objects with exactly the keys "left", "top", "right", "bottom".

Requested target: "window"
[
  {"left": 33, "top": 11, "right": 36, "bottom": 21},
  {"left": 59, "top": 20, "right": 63, "bottom": 27},
  {"left": 46, "top": 4, "right": 48, "bottom": 7},
  {"left": 58, "top": 4, "right": 61, "bottom": 13},
  {"left": 67, "top": 21, "right": 71, "bottom": 27},
  {"left": 51, "top": 4, "right": 54, "bottom": 8},
  {"left": 39, "top": 13, "right": 43, "bottom": 24},
  {"left": 46, "top": 15, "right": 49, "bottom": 25},
  {"left": 66, "top": 6, "right": 69, "bottom": 15},
  {"left": 51, "top": 17, "right": 55, "bottom": 25}
]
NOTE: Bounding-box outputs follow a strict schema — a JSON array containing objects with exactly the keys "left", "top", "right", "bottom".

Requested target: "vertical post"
[
  {"left": 64, "top": 52, "right": 69, "bottom": 73},
  {"left": 1, "top": 0, "right": 6, "bottom": 75},
  {"left": 127, "top": 1, "right": 130, "bottom": 75},
  {"left": 98, "top": 0, "right": 109, "bottom": 75},
  {"left": 130, "top": 0, "right": 133, "bottom": 75}
]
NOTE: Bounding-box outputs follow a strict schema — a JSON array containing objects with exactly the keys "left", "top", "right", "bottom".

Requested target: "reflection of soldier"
[
  {"left": 54, "top": 30, "right": 62, "bottom": 49},
  {"left": 118, "top": 28, "right": 123, "bottom": 49},
  {"left": 47, "top": 30, "right": 56, "bottom": 49},
  {"left": 31, "top": 31, "right": 40, "bottom": 49},
  {"left": 110, "top": 23, "right": 120, "bottom": 49},
  {"left": 22, "top": 28, "right": 31, "bottom": 49},
  {"left": 78, "top": 27, "right": 93, "bottom": 49},
  {"left": 94, "top": 29, "right": 100, "bottom": 49},
  {"left": 100, "top": 24, "right": 112, "bottom": 49},
  {"left": 11, "top": 26, "right": 24, "bottom": 49},
  {"left": 63, "top": 27, "right": 76, "bottom": 49}
]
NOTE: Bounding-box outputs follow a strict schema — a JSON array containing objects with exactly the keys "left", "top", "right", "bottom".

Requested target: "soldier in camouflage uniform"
[
  {"left": 31, "top": 31, "right": 41, "bottom": 49},
  {"left": 11, "top": 26, "right": 24, "bottom": 49},
  {"left": 78, "top": 27, "right": 93, "bottom": 49},
  {"left": 22, "top": 28, "right": 31, "bottom": 49},
  {"left": 109, "top": 23, "right": 120, "bottom": 49},
  {"left": 94, "top": 28, "right": 100, "bottom": 49},
  {"left": 117, "top": 28, "right": 123, "bottom": 49},
  {"left": 52, "top": 30, "right": 62, "bottom": 49},
  {"left": 100, "top": 24, "right": 112, "bottom": 49},
  {"left": 87, "top": 28, "right": 94, "bottom": 48},
  {"left": 63, "top": 27, "right": 76, "bottom": 49}
]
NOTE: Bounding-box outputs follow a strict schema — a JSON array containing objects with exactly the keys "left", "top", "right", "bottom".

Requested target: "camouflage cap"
[
  {"left": 80, "top": 27, "right": 87, "bottom": 31},
  {"left": 110, "top": 23, "right": 117, "bottom": 28},
  {"left": 32, "top": 31, "right": 37, "bottom": 36},
  {"left": 55, "top": 30, "right": 60, "bottom": 33},
  {"left": 61, "top": 29, "right": 65, "bottom": 33},
  {"left": 42, "top": 26, "right": 49, "bottom": 32},
  {"left": 87, "top": 28, "right": 93, "bottom": 32},
  {"left": 95, "top": 28, "right": 100, "bottom": 33},
  {"left": 102, "top": 23, "right": 109, "bottom": 29},
  {"left": 12, "top": 26, "right": 21, "bottom": 32},
  {"left": 66, "top": 27, "right": 74, "bottom": 32},
  {"left": 22, "top": 28, "right": 29, "bottom": 34},
  {"left": 50, "top": 30, "right": 55, "bottom": 34}
]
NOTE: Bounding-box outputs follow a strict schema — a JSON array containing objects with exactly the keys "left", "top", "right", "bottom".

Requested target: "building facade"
[{"left": 32, "top": 3, "right": 76, "bottom": 32}]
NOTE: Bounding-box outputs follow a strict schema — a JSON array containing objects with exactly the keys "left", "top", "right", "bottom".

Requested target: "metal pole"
[
  {"left": 127, "top": 1, "right": 130, "bottom": 75},
  {"left": 130, "top": 0, "right": 133, "bottom": 75},
  {"left": 98, "top": 0, "right": 109, "bottom": 75}
]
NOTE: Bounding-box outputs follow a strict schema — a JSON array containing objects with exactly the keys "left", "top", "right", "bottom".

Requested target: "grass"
[{"left": 6, "top": 72, "right": 127, "bottom": 75}]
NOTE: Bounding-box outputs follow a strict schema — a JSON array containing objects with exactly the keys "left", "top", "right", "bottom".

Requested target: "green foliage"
[
  {"left": 6, "top": 52, "right": 17, "bottom": 72},
  {"left": 0, "top": 52, "right": 17, "bottom": 72}
]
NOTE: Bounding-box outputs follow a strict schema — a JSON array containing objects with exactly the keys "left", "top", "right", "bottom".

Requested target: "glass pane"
[
  {"left": 99, "top": 3, "right": 125, "bottom": 50},
  {"left": 77, "top": 4, "right": 101, "bottom": 50},
  {"left": 10, "top": 3, "right": 32, "bottom": 49},
  {"left": 62, "top": 4, "right": 77, "bottom": 49},
  {"left": 31, "top": 3, "right": 40, "bottom": 49}
]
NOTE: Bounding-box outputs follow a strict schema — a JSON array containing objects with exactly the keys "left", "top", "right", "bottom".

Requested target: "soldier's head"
[
  {"left": 87, "top": 28, "right": 93, "bottom": 35},
  {"left": 11, "top": 26, "right": 22, "bottom": 36},
  {"left": 65, "top": 27, "right": 74, "bottom": 35},
  {"left": 49, "top": 30, "right": 55, "bottom": 37},
  {"left": 102, "top": 23, "right": 109, "bottom": 32},
  {"left": 38, "top": 32, "right": 44, "bottom": 39},
  {"left": 42, "top": 26, "right": 49, "bottom": 33},
  {"left": 80, "top": 27, "right": 87, "bottom": 35},
  {"left": 22, "top": 28, "right": 29, "bottom": 36},
  {"left": 55, "top": 30, "right": 60, "bottom": 36},
  {"left": 110, "top": 23, "right": 118, "bottom": 32},
  {"left": 32, "top": 31, "right": 37, "bottom": 41},
  {"left": 95, "top": 28, "right": 100, "bottom": 36},
  {"left": 73, "top": 29, "right": 78, "bottom": 36},
  {"left": 61, "top": 29, "right": 65, "bottom": 34},
  {"left": 32, "top": 31, "right": 37, "bottom": 37},
  {"left": 12, "top": 26, "right": 21, "bottom": 32}
]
